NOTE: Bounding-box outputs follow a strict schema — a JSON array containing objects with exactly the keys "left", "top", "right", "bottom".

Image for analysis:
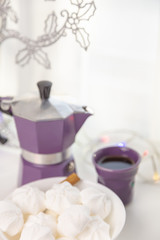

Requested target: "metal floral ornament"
[{"left": 0, "top": 0, "right": 96, "bottom": 69}]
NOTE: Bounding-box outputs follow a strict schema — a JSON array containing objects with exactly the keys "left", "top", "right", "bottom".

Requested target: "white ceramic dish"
[{"left": 26, "top": 177, "right": 126, "bottom": 240}]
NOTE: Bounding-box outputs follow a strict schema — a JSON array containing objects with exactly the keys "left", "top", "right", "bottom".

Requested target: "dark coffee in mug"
[{"left": 97, "top": 155, "right": 135, "bottom": 170}]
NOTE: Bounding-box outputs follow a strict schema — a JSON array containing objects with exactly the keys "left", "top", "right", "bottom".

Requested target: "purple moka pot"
[
  {"left": 93, "top": 146, "right": 141, "bottom": 205},
  {"left": 0, "top": 81, "right": 92, "bottom": 185}
]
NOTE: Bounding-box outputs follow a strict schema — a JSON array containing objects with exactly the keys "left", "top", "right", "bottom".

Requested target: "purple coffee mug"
[{"left": 93, "top": 146, "right": 141, "bottom": 205}]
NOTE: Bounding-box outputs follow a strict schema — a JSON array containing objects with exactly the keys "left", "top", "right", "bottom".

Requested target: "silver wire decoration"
[{"left": 0, "top": 0, "right": 96, "bottom": 69}]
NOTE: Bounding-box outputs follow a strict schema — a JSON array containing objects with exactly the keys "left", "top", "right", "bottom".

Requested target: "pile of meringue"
[{"left": 0, "top": 181, "right": 112, "bottom": 240}]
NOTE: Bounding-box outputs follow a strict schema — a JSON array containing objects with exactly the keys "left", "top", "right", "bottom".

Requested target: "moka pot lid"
[{"left": 10, "top": 81, "right": 84, "bottom": 122}]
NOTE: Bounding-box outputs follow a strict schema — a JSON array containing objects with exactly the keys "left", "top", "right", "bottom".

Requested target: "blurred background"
[{"left": 0, "top": 0, "right": 160, "bottom": 145}]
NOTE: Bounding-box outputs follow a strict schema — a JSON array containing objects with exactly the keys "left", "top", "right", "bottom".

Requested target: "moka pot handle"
[{"left": 0, "top": 97, "right": 13, "bottom": 116}]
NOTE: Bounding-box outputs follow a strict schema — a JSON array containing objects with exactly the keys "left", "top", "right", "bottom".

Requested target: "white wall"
[
  {"left": 79, "top": 0, "right": 160, "bottom": 141},
  {"left": 1, "top": 0, "right": 160, "bottom": 141}
]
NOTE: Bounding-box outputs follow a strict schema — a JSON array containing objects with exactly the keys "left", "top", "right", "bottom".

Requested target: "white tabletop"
[{"left": 0, "top": 145, "right": 160, "bottom": 240}]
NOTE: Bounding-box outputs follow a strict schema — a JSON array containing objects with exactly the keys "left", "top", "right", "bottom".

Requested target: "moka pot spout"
[{"left": 74, "top": 106, "right": 93, "bottom": 133}]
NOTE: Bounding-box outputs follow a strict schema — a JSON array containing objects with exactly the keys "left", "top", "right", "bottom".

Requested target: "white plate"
[{"left": 27, "top": 177, "right": 126, "bottom": 240}]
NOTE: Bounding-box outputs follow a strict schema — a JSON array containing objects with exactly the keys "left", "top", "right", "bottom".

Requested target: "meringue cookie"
[
  {"left": 20, "top": 221, "right": 55, "bottom": 240},
  {"left": 11, "top": 186, "right": 45, "bottom": 215},
  {"left": 45, "top": 182, "right": 80, "bottom": 214},
  {"left": 77, "top": 216, "right": 111, "bottom": 240},
  {"left": 57, "top": 205, "right": 91, "bottom": 238},
  {"left": 0, "top": 200, "right": 24, "bottom": 236},
  {"left": 80, "top": 187, "right": 111, "bottom": 219},
  {"left": 26, "top": 212, "right": 57, "bottom": 236}
]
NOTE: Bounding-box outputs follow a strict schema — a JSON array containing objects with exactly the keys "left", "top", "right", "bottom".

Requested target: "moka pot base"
[{"left": 18, "top": 149, "right": 76, "bottom": 186}]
